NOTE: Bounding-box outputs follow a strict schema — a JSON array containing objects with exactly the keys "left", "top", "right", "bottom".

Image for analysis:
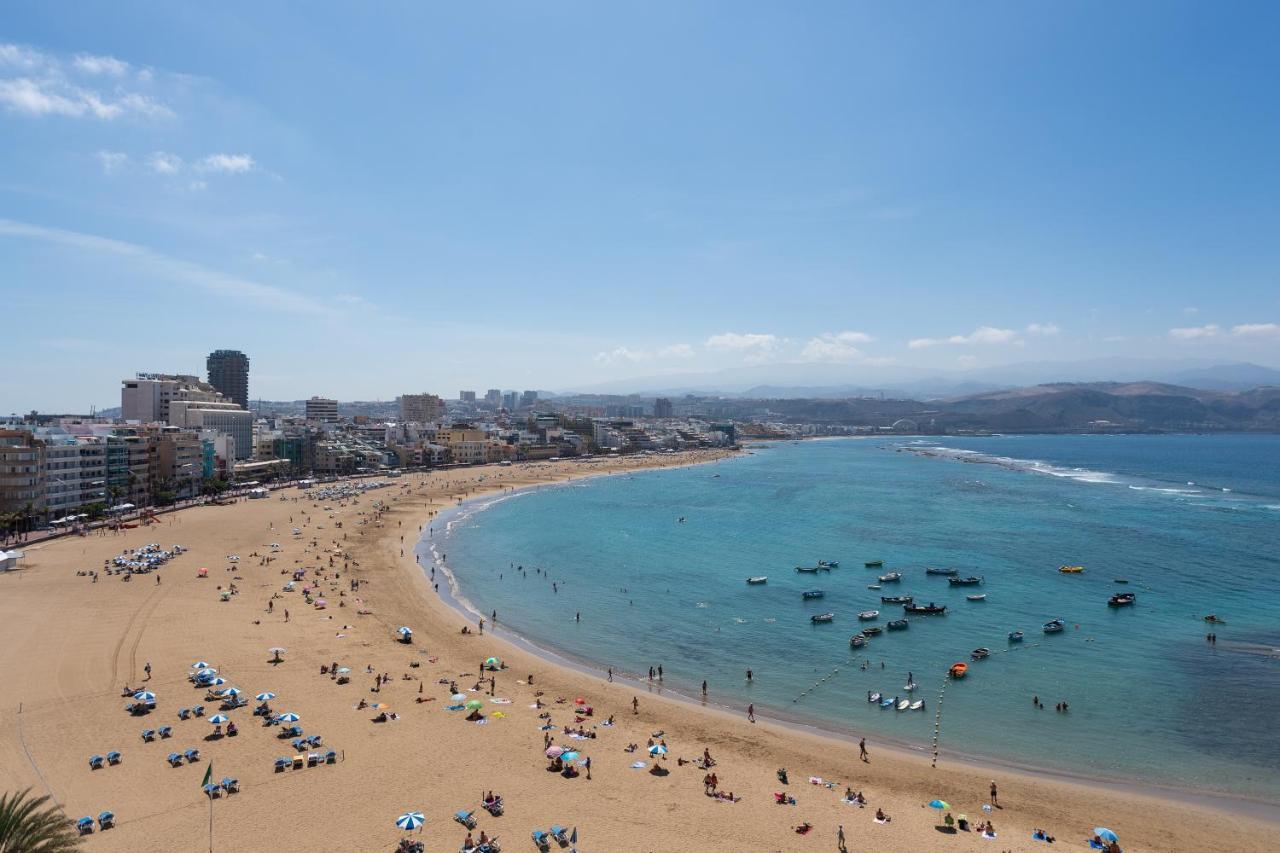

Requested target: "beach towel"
[
  {"left": 490, "top": 698, "right": 512, "bottom": 704},
  {"left": 491, "top": 712, "right": 506, "bottom": 718},
  {"left": 808, "top": 776, "right": 823, "bottom": 785},
  {"left": 475, "top": 718, "right": 488, "bottom": 725},
  {"left": 630, "top": 761, "right": 647, "bottom": 769},
  {"left": 982, "top": 832, "right": 998, "bottom": 839},
  {"left": 445, "top": 704, "right": 465, "bottom": 711},
  {"left": 874, "top": 818, "right": 890, "bottom": 825}
]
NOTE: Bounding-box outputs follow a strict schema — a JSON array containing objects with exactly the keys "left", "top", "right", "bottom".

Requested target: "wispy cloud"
[
  {"left": 149, "top": 151, "right": 182, "bottom": 174},
  {"left": 594, "top": 343, "right": 695, "bottom": 365},
  {"left": 909, "top": 325, "right": 1019, "bottom": 348},
  {"left": 0, "top": 43, "right": 170, "bottom": 119},
  {"left": 1169, "top": 324, "right": 1220, "bottom": 339},
  {"left": 0, "top": 218, "right": 337, "bottom": 318},
  {"left": 657, "top": 343, "right": 695, "bottom": 359},
  {"left": 94, "top": 150, "right": 128, "bottom": 174},
  {"left": 705, "top": 331, "right": 781, "bottom": 364},
  {"left": 1025, "top": 322, "right": 1060, "bottom": 336},
  {"left": 800, "top": 331, "right": 875, "bottom": 363},
  {"left": 197, "top": 153, "right": 255, "bottom": 174},
  {"left": 1229, "top": 323, "right": 1279, "bottom": 338}
]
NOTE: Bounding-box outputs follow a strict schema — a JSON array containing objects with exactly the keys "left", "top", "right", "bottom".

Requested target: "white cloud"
[
  {"left": 73, "top": 53, "right": 129, "bottom": 76},
  {"left": 0, "top": 218, "right": 338, "bottom": 318},
  {"left": 909, "top": 326, "right": 1019, "bottom": 348},
  {"left": 197, "top": 153, "right": 255, "bottom": 174},
  {"left": 1231, "top": 323, "right": 1280, "bottom": 338},
  {"left": 657, "top": 343, "right": 695, "bottom": 359},
  {"left": 149, "top": 151, "right": 182, "bottom": 174},
  {"left": 705, "top": 332, "right": 779, "bottom": 351},
  {"left": 335, "top": 294, "right": 368, "bottom": 305},
  {"left": 594, "top": 347, "right": 649, "bottom": 365},
  {"left": 1169, "top": 324, "right": 1220, "bottom": 340},
  {"left": 0, "top": 43, "right": 171, "bottom": 119},
  {"left": 1025, "top": 322, "right": 1060, "bottom": 336},
  {"left": 801, "top": 331, "right": 875, "bottom": 363},
  {"left": 94, "top": 150, "right": 128, "bottom": 174},
  {"left": 1183, "top": 306, "right": 1200, "bottom": 315},
  {"left": 186, "top": 180, "right": 207, "bottom": 192}
]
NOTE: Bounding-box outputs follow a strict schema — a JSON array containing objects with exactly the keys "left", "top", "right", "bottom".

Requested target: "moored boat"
[
  {"left": 867, "top": 584, "right": 881, "bottom": 590},
  {"left": 850, "top": 634, "right": 868, "bottom": 648},
  {"left": 904, "top": 602, "right": 946, "bottom": 614},
  {"left": 947, "top": 575, "right": 983, "bottom": 586},
  {"left": 860, "top": 625, "right": 883, "bottom": 636},
  {"left": 886, "top": 618, "right": 909, "bottom": 630},
  {"left": 818, "top": 560, "right": 840, "bottom": 568},
  {"left": 795, "top": 565, "right": 820, "bottom": 574},
  {"left": 909, "top": 700, "right": 924, "bottom": 710},
  {"left": 802, "top": 589, "right": 825, "bottom": 600},
  {"left": 878, "top": 572, "right": 902, "bottom": 583},
  {"left": 966, "top": 593, "right": 987, "bottom": 601},
  {"left": 858, "top": 610, "right": 879, "bottom": 620},
  {"left": 868, "top": 692, "right": 881, "bottom": 703},
  {"left": 811, "top": 612, "right": 835, "bottom": 623},
  {"left": 896, "top": 699, "right": 910, "bottom": 711},
  {"left": 746, "top": 576, "right": 768, "bottom": 585},
  {"left": 880, "top": 595, "right": 913, "bottom": 604},
  {"left": 1113, "top": 578, "right": 1130, "bottom": 584},
  {"left": 904, "top": 681, "right": 917, "bottom": 691},
  {"left": 971, "top": 647, "right": 991, "bottom": 660},
  {"left": 864, "top": 560, "right": 884, "bottom": 568},
  {"left": 1108, "top": 592, "right": 1136, "bottom": 607},
  {"left": 949, "top": 662, "right": 968, "bottom": 678},
  {"left": 1043, "top": 618, "right": 1066, "bottom": 633},
  {"left": 1007, "top": 630, "right": 1024, "bottom": 642},
  {"left": 925, "top": 567, "right": 958, "bottom": 576},
  {"left": 1058, "top": 565, "right": 1084, "bottom": 574}
]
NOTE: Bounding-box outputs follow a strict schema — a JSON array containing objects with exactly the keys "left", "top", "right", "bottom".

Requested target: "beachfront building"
[
  {"left": 305, "top": 396, "right": 340, "bottom": 422},
  {"left": 121, "top": 373, "right": 227, "bottom": 423},
  {"left": 206, "top": 349, "right": 250, "bottom": 409},
  {"left": 168, "top": 401, "right": 254, "bottom": 460},
  {"left": 38, "top": 433, "right": 108, "bottom": 519},
  {"left": 0, "top": 430, "right": 43, "bottom": 523},
  {"left": 149, "top": 428, "right": 204, "bottom": 501},
  {"left": 400, "top": 393, "right": 445, "bottom": 424}
]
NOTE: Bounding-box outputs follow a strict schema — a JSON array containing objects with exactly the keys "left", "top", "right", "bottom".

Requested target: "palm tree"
[{"left": 0, "top": 788, "right": 83, "bottom": 851}]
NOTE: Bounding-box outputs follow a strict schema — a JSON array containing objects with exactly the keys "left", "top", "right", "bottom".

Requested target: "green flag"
[{"left": 201, "top": 762, "right": 213, "bottom": 789}]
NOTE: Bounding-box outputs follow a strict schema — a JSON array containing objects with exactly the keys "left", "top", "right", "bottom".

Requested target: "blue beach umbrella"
[
  {"left": 196, "top": 668, "right": 217, "bottom": 677},
  {"left": 647, "top": 744, "right": 668, "bottom": 756},
  {"left": 396, "top": 811, "right": 425, "bottom": 830},
  {"left": 1094, "top": 828, "right": 1119, "bottom": 843},
  {"left": 255, "top": 692, "right": 276, "bottom": 701},
  {"left": 203, "top": 783, "right": 221, "bottom": 797},
  {"left": 928, "top": 799, "right": 951, "bottom": 810},
  {"left": 560, "top": 751, "right": 580, "bottom": 762},
  {"left": 277, "top": 712, "right": 300, "bottom": 723},
  {"left": 222, "top": 687, "right": 241, "bottom": 697},
  {"left": 133, "top": 691, "right": 156, "bottom": 703},
  {"left": 191, "top": 661, "right": 210, "bottom": 669},
  {"left": 207, "top": 714, "right": 229, "bottom": 724},
  {"left": 397, "top": 626, "right": 412, "bottom": 635}
]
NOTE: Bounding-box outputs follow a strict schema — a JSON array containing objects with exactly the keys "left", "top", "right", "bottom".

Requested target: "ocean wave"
[{"left": 906, "top": 445, "right": 1121, "bottom": 485}]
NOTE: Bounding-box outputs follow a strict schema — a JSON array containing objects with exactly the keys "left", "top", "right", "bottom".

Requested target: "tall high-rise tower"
[{"left": 206, "top": 349, "right": 250, "bottom": 409}]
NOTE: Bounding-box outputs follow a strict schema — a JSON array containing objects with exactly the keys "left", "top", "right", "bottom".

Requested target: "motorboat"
[
  {"left": 850, "top": 634, "right": 868, "bottom": 648},
  {"left": 867, "top": 584, "right": 882, "bottom": 590},
  {"left": 818, "top": 560, "right": 840, "bottom": 568},
  {"left": 1204, "top": 614, "right": 1226, "bottom": 624},
  {"left": 1007, "top": 630, "right": 1024, "bottom": 642},
  {"left": 896, "top": 699, "right": 910, "bottom": 711},
  {"left": 878, "top": 572, "right": 902, "bottom": 583},
  {"left": 881, "top": 595, "right": 913, "bottom": 605},
  {"left": 802, "top": 589, "right": 825, "bottom": 600},
  {"left": 903, "top": 602, "right": 946, "bottom": 615},
  {"left": 925, "top": 567, "right": 958, "bottom": 576},
  {"left": 947, "top": 576, "right": 983, "bottom": 586},
  {"left": 886, "top": 618, "right": 909, "bottom": 630},
  {"left": 1108, "top": 592, "right": 1136, "bottom": 607},
  {"left": 949, "top": 662, "right": 968, "bottom": 678},
  {"left": 858, "top": 610, "right": 880, "bottom": 620},
  {"left": 1113, "top": 578, "right": 1130, "bottom": 584},
  {"left": 868, "top": 692, "right": 881, "bottom": 703},
  {"left": 1043, "top": 619, "right": 1066, "bottom": 633},
  {"left": 864, "top": 560, "right": 884, "bottom": 568},
  {"left": 860, "top": 625, "right": 883, "bottom": 636},
  {"left": 746, "top": 576, "right": 768, "bottom": 585},
  {"left": 971, "top": 647, "right": 991, "bottom": 660},
  {"left": 811, "top": 612, "right": 835, "bottom": 623},
  {"left": 966, "top": 593, "right": 987, "bottom": 602},
  {"left": 795, "top": 565, "right": 821, "bottom": 574},
  {"left": 1059, "top": 565, "right": 1084, "bottom": 574}
]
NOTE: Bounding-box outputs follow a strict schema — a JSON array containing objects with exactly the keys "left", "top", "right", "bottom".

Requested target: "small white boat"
[
  {"left": 746, "top": 576, "right": 768, "bottom": 585},
  {"left": 909, "top": 700, "right": 924, "bottom": 710},
  {"left": 858, "top": 610, "right": 879, "bottom": 620},
  {"left": 896, "top": 699, "right": 910, "bottom": 711},
  {"left": 867, "top": 584, "right": 881, "bottom": 590},
  {"left": 904, "top": 681, "right": 917, "bottom": 692},
  {"left": 811, "top": 612, "right": 835, "bottom": 624},
  {"left": 850, "top": 634, "right": 868, "bottom": 648},
  {"left": 878, "top": 572, "right": 902, "bottom": 583},
  {"left": 966, "top": 593, "right": 987, "bottom": 601}
]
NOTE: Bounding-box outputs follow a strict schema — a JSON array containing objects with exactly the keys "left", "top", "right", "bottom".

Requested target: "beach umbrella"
[
  {"left": 561, "top": 751, "right": 580, "bottom": 762},
  {"left": 648, "top": 744, "right": 668, "bottom": 756},
  {"left": 207, "top": 714, "right": 229, "bottom": 724},
  {"left": 371, "top": 703, "right": 390, "bottom": 711},
  {"left": 485, "top": 657, "right": 500, "bottom": 666},
  {"left": 223, "top": 687, "right": 241, "bottom": 697},
  {"left": 397, "top": 626, "right": 412, "bottom": 635},
  {"left": 545, "top": 746, "right": 565, "bottom": 758},
  {"left": 451, "top": 693, "right": 468, "bottom": 702},
  {"left": 269, "top": 647, "right": 286, "bottom": 654},
  {"left": 255, "top": 692, "right": 276, "bottom": 701},
  {"left": 277, "top": 712, "right": 300, "bottom": 722},
  {"left": 928, "top": 799, "right": 950, "bottom": 810},
  {"left": 203, "top": 783, "right": 221, "bottom": 797},
  {"left": 465, "top": 699, "right": 484, "bottom": 710},
  {"left": 196, "top": 668, "right": 217, "bottom": 677},
  {"left": 191, "top": 661, "right": 210, "bottom": 669},
  {"left": 209, "top": 677, "right": 226, "bottom": 686},
  {"left": 574, "top": 698, "right": 586, "bottom": 705},
  {"left": 396, "top": 811, "right": 425, "bottom": 831},
  {"left": 1094, "top": 828, "right": 1119, "bottom": 843},
  {"left": 133, "top": 691, "right": 156, "bottom": 703},
  {"left": 336, "top": 667, "right": 351, "bottom": 674}
]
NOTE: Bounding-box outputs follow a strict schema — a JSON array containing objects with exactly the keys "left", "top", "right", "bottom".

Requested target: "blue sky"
[{"left": 3, "top": 2, "right": 1279, "bottom": 410}]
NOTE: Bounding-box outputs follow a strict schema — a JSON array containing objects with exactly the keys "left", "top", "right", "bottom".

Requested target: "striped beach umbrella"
[
  {"left": 196, "top": 668, "right": 217, "bottom": 678},
  {"left": 207, "top": 714, "right": 229, "bottom": 724},
  {"left": 222, "top": 687, "right": 241, "bottom": 697},
  {"left": 397, "top": 626, "right": 412, "bottom": 635},
  {"left": 133, "top": 691, "right": 156, "bottom": 703},
  {"left": 209, "top": 677, "right": 226, "bottom": 687},
  {"left": 648, "top": 744, "right": 668, "bottom": 756},
  {"left": 277, "top": 712, "right": 300, "bottom": 723},
  {"left": 396, "top": 811, "right": 425, "bottom": 831},
  {"left": 191, "top": 661, "right": 210, "bottom": 669},
  {"left": 255, "top": 692, "right": 276, "bottom": 702}
]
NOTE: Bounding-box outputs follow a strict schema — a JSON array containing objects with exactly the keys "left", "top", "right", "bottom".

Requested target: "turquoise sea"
[{"left": 420, "top": 435, "right": 1280, "bottom": 801}]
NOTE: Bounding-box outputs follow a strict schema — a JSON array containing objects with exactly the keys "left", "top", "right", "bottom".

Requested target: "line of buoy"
[{"left": 791, "top": 665, "right": 843, "bottom": 703}]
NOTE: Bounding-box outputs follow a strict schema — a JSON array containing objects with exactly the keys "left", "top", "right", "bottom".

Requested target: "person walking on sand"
[
  {"left": 838, "top": 824, "right": 846, "bottom": 852},
  {"left": 747, "top": 703, "right": 755, "bottom": 723},
  {"left": 144, "top": 662, "right": 151, "bottom": 681},
  {"left": 859, "top": 737, "right": 869, "bottom": 762},
  {"left": 990, "top": 780, "right": 999, "bottom": 807},
  {"left": 607, "top": 667, "right": 613, "bottom": 682},
  {"left": 632, "top": 696, "right": 639, "bottom": 714}
]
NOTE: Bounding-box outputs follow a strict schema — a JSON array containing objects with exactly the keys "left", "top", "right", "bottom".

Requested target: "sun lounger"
[
  {"left": 192, "top": 705, "right": 205, "bottom": 717},
  {"left": 550, "top": 825, "right": 568, "bottom": 843},
  {"left": 482, "top": 796, "right": 503, "bottom": 816},
  {"left": 454, "top": 809, "right": 476, "bottom": 829},
  {"left": 325, "top": 750, "right": 337, "bottom": 764},
  {"left": 184, "top": 748, "right": 200, "bottom": 762},
  {"left": 141, "top": 729, "right": 155, "bottom": 742},
  {"left": 307, "top": 734, "right": 323, "bottom": 746},
  {"left": 159, "top": 726, "right": 173, "bottom": 738},
  {"left": 274, "top": 757, "right": 290, "bottom": 772},
  {"left": 221, "top": 777, "right": 239, "bottom": 794},
  {"left": 281, "top": 726, "right": 303, "bottom": 738},
  {"left": 308, "top": 752, "right": 323, "bottom": 767},
  {"left": 107, "top": 751, "right": 122, "bottom": 765},
  {"left": 531, "top": 830, "right": 549, "bottom": 851},
  {"left": 89, "top": 755, "right": 105, "bottom": 770},
  {"left": 292, "top": 754, "right": 305, "bottom": 769},
  {"left": 203, "top": 783, "right": 221, "bottom": 798},
  {"left": 98, "top": 811, "right": 115, "bottom": 830},
  {"left": 167, "top": 752, "right": 183, "bottom": 767},
  {"left": 291, "top": 738, "right": 306, "bottom": 752},
  {"left": 178, "top": 708, "right": 191, "bottom": 720},
  {"left": 76, "top": 816, "right": 94, "bottom": 835}
]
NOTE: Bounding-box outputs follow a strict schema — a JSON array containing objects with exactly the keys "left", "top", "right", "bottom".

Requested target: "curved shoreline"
[{"left": 416, "top": 459, "right": 1280, "bottom": 822}]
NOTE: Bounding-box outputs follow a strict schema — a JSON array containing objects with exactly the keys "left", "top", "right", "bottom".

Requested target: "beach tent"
[{"left": 0, "top": 550, "right": 24, "bottom": 571}]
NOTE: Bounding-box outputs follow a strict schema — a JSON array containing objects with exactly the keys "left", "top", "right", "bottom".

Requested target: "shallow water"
[{"left": 424, "top": 435, "right": 1280, "bottom": 800}]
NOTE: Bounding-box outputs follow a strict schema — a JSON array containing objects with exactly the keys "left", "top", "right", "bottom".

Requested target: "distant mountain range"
[{"left": 557, "top": 360, "right": 1280, "bottom": 399}]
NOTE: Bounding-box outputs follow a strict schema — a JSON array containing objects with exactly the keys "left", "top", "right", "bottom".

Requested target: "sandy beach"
[{"left": 1, "top": 450, "right": 1273, "bottom": 853}]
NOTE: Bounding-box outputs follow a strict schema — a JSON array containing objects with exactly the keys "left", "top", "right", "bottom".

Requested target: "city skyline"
[{"left": 4, "top": 3, "right": 1280, "bottom": 411}]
